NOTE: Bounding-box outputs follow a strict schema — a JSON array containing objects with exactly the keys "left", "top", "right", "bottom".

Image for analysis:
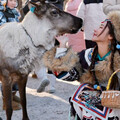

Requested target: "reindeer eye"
[{"left": 51, "top": 10, "right": 59, "bottom": 17}]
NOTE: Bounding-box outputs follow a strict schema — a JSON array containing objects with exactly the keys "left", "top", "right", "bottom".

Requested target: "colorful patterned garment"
[
  {"left": 0, "top": 3, "right": 20, "bottom": 26},
  {"left": 56, "top": 68, "right": 79, "bottom": 81},
  {"left": 71, "top": 83, "right": 119, "bottom": 120}
]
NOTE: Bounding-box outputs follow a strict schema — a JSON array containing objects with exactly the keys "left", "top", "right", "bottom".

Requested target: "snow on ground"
[{"left": 0, "top": 75, "right": 79, "bottom": 120}]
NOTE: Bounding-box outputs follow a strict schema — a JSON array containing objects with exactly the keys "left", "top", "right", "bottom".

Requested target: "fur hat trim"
[{"left": 108, "top": 11, "right": 120, "bottom": 42}]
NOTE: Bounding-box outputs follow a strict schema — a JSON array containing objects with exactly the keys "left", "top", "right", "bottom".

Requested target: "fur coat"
[
  {"left": 43, "top": 47, "right": 120, "bottom": 86},
  {"left": 103, "top": 0, "right": 120, "bottom": 15}
]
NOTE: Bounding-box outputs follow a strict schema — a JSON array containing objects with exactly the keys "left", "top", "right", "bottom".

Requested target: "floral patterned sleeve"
[
  {"left": 0, "top": 11, "right": 7, "bottom": 26},
  {"left": 13, "top": 8, "right": 21, "bottom": 22}
]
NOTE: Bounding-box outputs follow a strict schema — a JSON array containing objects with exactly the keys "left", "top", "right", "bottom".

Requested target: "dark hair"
[{"left": 89, "top": 21, "right": 120, "bottom": 90}]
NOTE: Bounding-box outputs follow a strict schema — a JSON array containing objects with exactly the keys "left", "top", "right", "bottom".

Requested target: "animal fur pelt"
[
  {"left": 80, "top": 51, "right": 120, "bottom": 85},
  {"left": 43, "top": 47, "right": 79, "bottom": 72},
  {"left": 108, "top": 11, "right": 120, "bottom": 42}
]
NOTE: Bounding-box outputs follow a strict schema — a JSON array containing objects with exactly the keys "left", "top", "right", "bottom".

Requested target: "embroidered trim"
[{"left": 85, "top": 48, "right": 93, "bottom": 66}]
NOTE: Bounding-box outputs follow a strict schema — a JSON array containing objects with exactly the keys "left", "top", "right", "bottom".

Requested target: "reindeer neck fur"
[{"left": 21, "top": 12, "right": 56, "bottom": 50}]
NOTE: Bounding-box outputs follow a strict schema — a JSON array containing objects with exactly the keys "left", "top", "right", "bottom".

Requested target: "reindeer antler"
[{"left": 17, "top": 0, "right": 24, "bottom": 22}]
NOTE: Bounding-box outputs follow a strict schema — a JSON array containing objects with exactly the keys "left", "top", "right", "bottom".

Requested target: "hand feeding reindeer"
[{"left": 0, "top": 0, "right": 83, "bottom": 120}]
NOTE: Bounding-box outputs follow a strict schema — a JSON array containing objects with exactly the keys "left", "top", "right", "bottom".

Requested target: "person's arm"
[
  {"left": 43, "top": 46, "right": 79, "bottom": 72},
  {"left": 76, "top": 1, "right": 85, "bottom": 22},
  {"left": 65, "top": 0, "right": 80, "bottom": 13},
  {"left": 43, "top": 46, "right": 84, "bottom": 81},
  {"left": 103, "top": 0, "right": 120, "bottom": 15}
]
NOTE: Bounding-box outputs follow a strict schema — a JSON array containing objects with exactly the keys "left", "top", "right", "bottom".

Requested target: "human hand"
[{"left": 56, "top": 34, "right": 69, "bottom": 48}]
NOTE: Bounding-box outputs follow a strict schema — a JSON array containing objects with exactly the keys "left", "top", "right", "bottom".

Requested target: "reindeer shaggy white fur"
[
  {"left": 0, "top": 1, "right": 82, "bottom": 120},
  {"left": 0, "top": 12, "right": 58, "bottom": 73}
]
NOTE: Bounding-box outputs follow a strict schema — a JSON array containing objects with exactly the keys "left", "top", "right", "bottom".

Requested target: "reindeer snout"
[
  {"left": 70, "top": 17, "right": 83, "bottom": 34},
  {"left": 74, "top": 16, "right": 83, "bottom": 31}
]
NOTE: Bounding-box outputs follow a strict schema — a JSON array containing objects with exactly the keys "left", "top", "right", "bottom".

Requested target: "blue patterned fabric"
[
  {"left": 0, "top": 3, "right": 20, "bottom": 26},
  {"left": 57, "top": 68, "right": 79, "bottom": 81}
]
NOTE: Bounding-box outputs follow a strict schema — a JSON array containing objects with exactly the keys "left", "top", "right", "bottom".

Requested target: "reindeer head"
[{"left": 28, "top": 0, "right": 83, "bottom": 36}]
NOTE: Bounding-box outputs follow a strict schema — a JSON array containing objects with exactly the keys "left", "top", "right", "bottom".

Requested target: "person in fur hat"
[{"left": 43, "top": 11, "right": 120, "bottom": 119}]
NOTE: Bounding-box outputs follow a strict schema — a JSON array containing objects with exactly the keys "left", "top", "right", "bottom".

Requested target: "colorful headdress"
[{"left": 107, "top": 11, "right": 120, "bottom": 43}]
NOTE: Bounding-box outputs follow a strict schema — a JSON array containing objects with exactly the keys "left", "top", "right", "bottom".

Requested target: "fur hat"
[{"left": 108, "top": 11, "right": 120, "bottom": 42}]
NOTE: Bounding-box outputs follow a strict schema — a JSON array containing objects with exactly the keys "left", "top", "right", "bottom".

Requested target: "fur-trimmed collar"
[{"left": 80, "top": 51, "right": 120, "bottom": 85}]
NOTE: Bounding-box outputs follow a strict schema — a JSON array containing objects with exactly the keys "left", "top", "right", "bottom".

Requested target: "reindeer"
[{"left": 0, "top": 0, "right": 83, "bottom": 120}]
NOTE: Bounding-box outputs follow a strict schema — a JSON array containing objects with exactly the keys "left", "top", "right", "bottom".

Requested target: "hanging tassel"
[{"left": 106, "top": 69, "right": 120, "bottom": 90}]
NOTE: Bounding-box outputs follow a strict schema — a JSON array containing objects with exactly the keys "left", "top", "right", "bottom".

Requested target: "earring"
[{"left": 108, "top": 41, "right": 111, "bottom": 48}]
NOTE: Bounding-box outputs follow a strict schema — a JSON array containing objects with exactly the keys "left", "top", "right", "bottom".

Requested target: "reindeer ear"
[
  {"left": 28, "top": 0, "right": 47, "bottom": 15},
  {"left": 28, "top": 0, "right": 45, "bottom": 13}
]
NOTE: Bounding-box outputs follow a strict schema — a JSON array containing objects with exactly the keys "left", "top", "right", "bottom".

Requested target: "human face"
[
  {"left": 92, "top": 21, "right": 111, "bottom": 43},
  {"left": 7, "top": 0, "right": 17, "bottom": 9}
]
